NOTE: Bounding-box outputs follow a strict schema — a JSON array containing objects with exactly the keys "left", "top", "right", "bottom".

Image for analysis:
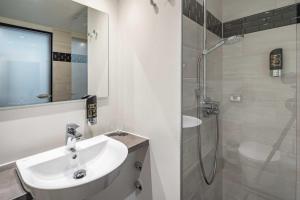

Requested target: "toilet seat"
[{"left": 238, "top": 141, "right": 280, "bottom": 162}]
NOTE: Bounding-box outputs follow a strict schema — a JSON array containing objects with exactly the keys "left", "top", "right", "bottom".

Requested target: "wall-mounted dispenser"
[
  {"left": 270, "top": 48, "right": 283, "bottom": 77},
  {"left": 82, "top": 95, "right": 97, "bottom": 126}
]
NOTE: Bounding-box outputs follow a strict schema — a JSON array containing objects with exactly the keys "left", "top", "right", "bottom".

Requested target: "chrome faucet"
[{"left": 66, "top": 123, "right": 82, "bottom": 152}]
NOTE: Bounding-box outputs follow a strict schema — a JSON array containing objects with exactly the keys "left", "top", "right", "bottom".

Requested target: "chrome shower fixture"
[
  {"left": 203, "top": 35, "right": 244, "bottom": 55},
  {"left": 196, "top": 0, "right": 244, "bottom": 186}
]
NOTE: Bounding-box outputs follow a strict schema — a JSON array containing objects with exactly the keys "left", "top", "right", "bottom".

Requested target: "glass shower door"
[
  {"left": 222, "top": 2, "right": 297, "bottom": 200},
  {"left": 181, "top": 0, "right": 298, "bottom": 200}
]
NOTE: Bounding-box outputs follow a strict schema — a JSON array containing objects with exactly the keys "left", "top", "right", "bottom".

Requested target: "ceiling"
[{"left": 0, "top": 0, "right": 87, "bottom": 33}]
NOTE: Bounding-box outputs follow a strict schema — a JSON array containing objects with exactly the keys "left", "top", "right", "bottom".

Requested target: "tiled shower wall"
[
  {"left": 222, "top": 1, "right": 297, "bottom": 200},
  {"left": 223, "top": 0, "right": 296, "bottom": 22},
  {"left": 297, "top": 0, "right": 300, "bottom": 196},
  {"left": 52, "top": 30, "right": 87, "bottom": 102},
  {"left": 182, "top": 0, "right": 223, "bottom": 199},
  {"left": 223, "top": 3, "right": 298, "bottom": 37},
  {"left": 222, "top": 25, "right": 297, "bottom": 200}
]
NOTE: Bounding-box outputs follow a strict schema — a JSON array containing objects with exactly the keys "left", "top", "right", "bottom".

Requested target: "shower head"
[
  {"left": 203, "top": 35, "right": 244, "bottom": 55},
  {"left": 224, "top": 35, "right": 244, "bottom": 45}
]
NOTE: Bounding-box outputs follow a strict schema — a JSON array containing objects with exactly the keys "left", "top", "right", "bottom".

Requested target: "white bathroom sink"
[
  {"left": 16, "top": 135, "right": 128, "bottom": 200},
  {"left": 182, "top": 115, "right": 202, "bottom": 128}
]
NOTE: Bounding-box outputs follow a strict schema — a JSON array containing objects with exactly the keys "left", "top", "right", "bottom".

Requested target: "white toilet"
[{"left": 238, "top": 141, "right": 281, "bottom": 191}]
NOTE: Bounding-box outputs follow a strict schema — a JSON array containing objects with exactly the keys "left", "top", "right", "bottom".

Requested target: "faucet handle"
[
  {"left": 74, "top": 132, "right": 83, "bottom": 140},
  {"left": 66, "top": 123, "right": 80, "bottom": 135}
]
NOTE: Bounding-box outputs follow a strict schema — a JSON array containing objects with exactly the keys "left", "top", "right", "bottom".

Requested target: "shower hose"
[
  {"left": 196, "top": 54, "right": 220, "bottom": 185},
  {"left": 196, "top": 102, "right": 219, "bottom": 185}
]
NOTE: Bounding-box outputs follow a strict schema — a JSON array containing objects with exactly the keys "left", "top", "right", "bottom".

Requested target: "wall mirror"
[{"left": 0, "top": 0, "right": 109, "bottom": 108}]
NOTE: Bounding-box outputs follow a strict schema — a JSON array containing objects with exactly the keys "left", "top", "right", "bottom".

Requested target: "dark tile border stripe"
[
  {"left": 53, "top": 52, "right": 87, "bottom": 63},
  {"left": 183, "top": 1, "right": 300, "bottom": 38},
  {"left": 183, "top": 0, "right": 222, "bottom": 37},
  {"left": 53, "top": 52, "right": 71, "bottom": 62},
  {"left": 224, "top": 4, "right": 299, "bottom": 37}
]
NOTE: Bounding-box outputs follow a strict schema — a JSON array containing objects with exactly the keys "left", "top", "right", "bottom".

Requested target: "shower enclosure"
[{"left": 181, "top": 0, "right": 299, "bottom": 199}]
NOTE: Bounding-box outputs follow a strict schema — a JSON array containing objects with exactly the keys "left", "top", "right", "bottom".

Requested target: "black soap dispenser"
[
  {"left": 270, "top": 48, "right": 283, "bottom": 77},
  {"left": 82, "top": 95, "right": 97, "bottom": 125}
]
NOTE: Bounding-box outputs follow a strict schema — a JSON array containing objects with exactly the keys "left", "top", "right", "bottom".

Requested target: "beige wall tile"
[
  {"left": 52, "top": 61, "right": 72, "bottom": 101},
  {"left": 52, "top": 29, "right": 72, "bottom": 53},
  {"left": 222, "top": 24, "right": 297, "bottom": 200}
]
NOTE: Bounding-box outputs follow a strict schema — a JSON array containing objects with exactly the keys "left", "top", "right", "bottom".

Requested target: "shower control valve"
[
  {"left": 135, "top": 161, "right": 143, "bottom": 171},
  {"left": 201, "top": 99, "right": 219, "bottom": 117}
]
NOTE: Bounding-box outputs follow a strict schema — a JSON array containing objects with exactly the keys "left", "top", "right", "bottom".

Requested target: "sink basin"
[
  {"left": 182, "top": 115, "right": 202, "bottom": 128},
  {"left": 16, "top": 135, "right": 128, "bottom": 200}
]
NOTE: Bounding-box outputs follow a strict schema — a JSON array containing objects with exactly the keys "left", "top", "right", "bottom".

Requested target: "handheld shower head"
[
  {"left": 224, "top": 35, "right": 244, "bottom": 45},
  {"left": 203, "top": 35, "right": 244, "bottom": 55}
]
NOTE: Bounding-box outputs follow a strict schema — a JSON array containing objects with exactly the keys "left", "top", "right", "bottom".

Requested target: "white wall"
[
  {"left": 117, "top": 0, "right": 181, "bottom": 199},
  {"left": 0, "top": 0, "right": 120, "bottom": 165},
  {"left": 88, "top": 7, "right": 109, "bottom": 97}
]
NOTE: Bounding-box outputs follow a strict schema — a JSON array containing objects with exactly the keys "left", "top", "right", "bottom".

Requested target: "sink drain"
[{"left": 73, "top": 169, "right": 86, "bottom": 179}]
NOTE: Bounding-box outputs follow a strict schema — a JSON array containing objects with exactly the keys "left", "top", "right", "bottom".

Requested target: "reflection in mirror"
[{"left": 0, "top": 0, "right": 109, "bottom": 108}]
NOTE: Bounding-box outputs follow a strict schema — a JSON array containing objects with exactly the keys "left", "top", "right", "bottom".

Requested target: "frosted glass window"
[
  {"left": 0, "top": 25, "right": 51, "bottom": 107},
  {"left": 71, "top": 37, "right": 87, "bottom": 100}
]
